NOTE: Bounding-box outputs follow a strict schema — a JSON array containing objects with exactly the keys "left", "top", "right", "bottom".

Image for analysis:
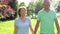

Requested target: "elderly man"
[{"left": 34, "top": 0, "right": 59, "bottom": 34}]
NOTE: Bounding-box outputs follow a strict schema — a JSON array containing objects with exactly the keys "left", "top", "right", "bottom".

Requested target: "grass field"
[{"left": 0, "top": 17, "right": 60, "bottom": 34}]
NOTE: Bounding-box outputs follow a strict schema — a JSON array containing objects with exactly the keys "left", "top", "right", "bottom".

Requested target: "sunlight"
[{"left": 17, "top": 0, "right": 31, "bottom": 6}]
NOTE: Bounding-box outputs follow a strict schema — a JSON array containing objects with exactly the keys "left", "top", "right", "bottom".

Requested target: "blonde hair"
[
  {"left": 18, "top": 6, "right": 27, "bottom": 10},
  {"left": 18, "top": 6, "right": 27, "bottom": 17}
]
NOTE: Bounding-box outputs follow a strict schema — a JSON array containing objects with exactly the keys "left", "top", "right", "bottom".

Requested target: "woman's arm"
[
  {"left": 29, "top": 24, "right": 34, "bottom": 34},
  {"left": 14, "top": 25, "right": 17, "bottom": 34},
  {"left": 34, "top": 20, "right": 40, "bottom": 34}
]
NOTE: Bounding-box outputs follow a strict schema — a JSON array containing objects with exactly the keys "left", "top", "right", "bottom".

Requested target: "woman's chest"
[{"left": 16, "top": 20, "right": 30, "bottom": 28}]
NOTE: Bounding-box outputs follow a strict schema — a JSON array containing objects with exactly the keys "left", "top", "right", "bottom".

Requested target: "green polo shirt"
[{"left": 37, "top": 9, "right": 57, "bottom": 34}]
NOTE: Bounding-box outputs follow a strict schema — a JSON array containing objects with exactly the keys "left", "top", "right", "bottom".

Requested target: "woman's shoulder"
[
  {"left": 26, "top": 17, "right": 31, "bottom": 24},
  {"left": 26, "top": 17, "right": 31, "bottom": 21},
  {"left": 14, "top": 17, "right": 20, "bottom": 21}
]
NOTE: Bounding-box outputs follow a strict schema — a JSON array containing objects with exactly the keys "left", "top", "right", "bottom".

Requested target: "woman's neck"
[{"left": 20, "top": 16, "right": 26, "bottom": 22}]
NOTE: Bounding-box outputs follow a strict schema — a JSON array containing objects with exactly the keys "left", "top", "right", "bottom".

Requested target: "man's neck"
[{"left": 44, "top": 9, "right": 50, "bottom": 12}]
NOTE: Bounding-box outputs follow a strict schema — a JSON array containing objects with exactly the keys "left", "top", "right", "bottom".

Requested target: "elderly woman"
[{"left": 14, "top": 6, "right": 33, "bottom": 34}]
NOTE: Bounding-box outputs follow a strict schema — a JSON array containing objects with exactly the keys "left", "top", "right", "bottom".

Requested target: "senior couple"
[{"left": 14, "top": 0, "right": 60, "bottom": 34}]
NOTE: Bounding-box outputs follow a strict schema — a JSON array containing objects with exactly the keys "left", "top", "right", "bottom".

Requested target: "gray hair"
[{"left": 42, "top": 0, "right": 51, "bottom": 4}]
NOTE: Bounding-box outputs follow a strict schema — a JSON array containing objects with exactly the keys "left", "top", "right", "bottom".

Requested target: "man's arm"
[
  {"left": 55, "top": 19, "right": 59, "bottom": 34},
  {"left": 34, "top": 20, "right": 40, "bottom": 34}
]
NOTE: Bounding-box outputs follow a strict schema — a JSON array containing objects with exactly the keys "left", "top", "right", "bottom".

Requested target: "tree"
[
  {"left": 8, "top": 0, "right": 17, "bottom": 11},
  {"left": 57, "top": 1, "right": 60, "bottom": 12},
  {"left": 19, "top": 2, "right": 26, "bottom": 7},
  {"left": 27, "top": 0, "right": 35, "bottom": 16},
  {"left": 35, "top": 0, "right": 43, "bottom": 14},
  {"left": 27, "top": 0, "right": 43, "bottom": 18},
  {"left": 8, "top": 0, "right": 18, "bottom": 18}
]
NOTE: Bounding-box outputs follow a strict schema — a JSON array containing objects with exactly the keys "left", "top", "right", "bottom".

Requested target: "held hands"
[
  {"left": 57, "top": 29, "right": 60, "bottom": 34},
  {"left": 57, "top": 25, "right": 60, "bottom": 34},
  {"left": 31, "top": 29, "right": 36, "bottom": 34},
  {"left": 58, "top": 25, "right": 60, "bottom": 34},
  {"left": 32, "top": 30, "right": 36, "bottom": 34}
]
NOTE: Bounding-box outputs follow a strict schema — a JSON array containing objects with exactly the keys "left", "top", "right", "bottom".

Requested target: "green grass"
[
  {"left": 0, "top": 17, "right": 60, "bottom": 34},
  {"left": 0, "top": 20, "right": 14, "bottom": 34}
]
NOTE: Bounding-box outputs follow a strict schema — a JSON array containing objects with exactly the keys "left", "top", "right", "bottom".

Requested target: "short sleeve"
[
  {"left": 14, "top": 19, "right": 17, "bottom": 25},
  {"left": 37, "top": 12, "right": 41, "bottom": 21},
  {"left": 54, "top": 11, "right": 57, "bottom": 19},
  {"left": 28, "top": 18, "right": 31, "bottom": 25}
]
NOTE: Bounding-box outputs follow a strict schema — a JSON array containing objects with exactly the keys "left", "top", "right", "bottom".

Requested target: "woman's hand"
[{"left": 29, "top": 25, "right": 34, "bottom": 34}]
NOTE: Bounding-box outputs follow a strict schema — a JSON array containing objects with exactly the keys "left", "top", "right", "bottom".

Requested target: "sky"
[
  {"left": 17, "top": 0, "right": 37, "bottom": 6},
  {"left": 17, "top": 0, "right": 31, "bottom": 6},
  {"left": 17, "top": 0, "right": 59, "bottom": 6}
]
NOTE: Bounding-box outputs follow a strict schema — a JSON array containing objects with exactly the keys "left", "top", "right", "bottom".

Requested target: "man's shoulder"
[
  {"left": 38, "top": 9, "right": 44, "bottom": 14},
  {"left": 50, "top": 9, "right": 56, "bottom": 13}
]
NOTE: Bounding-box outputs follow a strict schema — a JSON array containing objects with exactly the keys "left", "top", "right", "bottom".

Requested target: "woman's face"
[{"left": 20, "top": 8, "right": 27, "bottom": 17}]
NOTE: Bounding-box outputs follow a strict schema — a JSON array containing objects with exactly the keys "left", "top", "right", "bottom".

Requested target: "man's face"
[{"left": 43, "top": 0, "right": 50, "bottom": 10}]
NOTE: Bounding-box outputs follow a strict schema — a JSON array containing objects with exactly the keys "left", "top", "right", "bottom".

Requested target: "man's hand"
[
  {"left": 57, "top": 24, "right": 60, "bottom": 34},
  {"left": 55, "top": 19, "right": 59, "bottom": 34},
  {"left": 33, "top": 20, "right": 40, "bottom": 34}
]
